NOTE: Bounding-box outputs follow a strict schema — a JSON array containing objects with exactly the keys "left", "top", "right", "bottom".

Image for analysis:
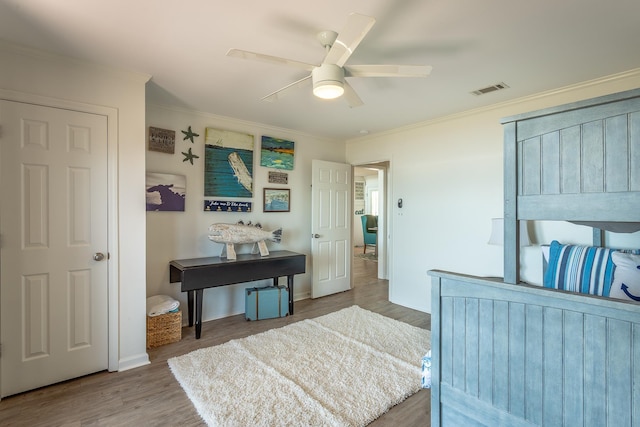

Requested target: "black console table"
[{"left": 169, "top": 250, "right": 306, "bottom": 338}]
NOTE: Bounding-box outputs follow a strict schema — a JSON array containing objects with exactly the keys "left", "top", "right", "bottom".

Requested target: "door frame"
[
  {"left": 352, "top": 162, "right": 389, "bottom": 280},
  {"left": 0, "top": 89, "right": 120, "bottom": 373}
]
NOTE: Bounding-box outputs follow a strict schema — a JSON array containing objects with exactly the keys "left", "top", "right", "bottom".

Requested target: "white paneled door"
[
  {"left": 311, "top": 160, "right": 351, "bottom": 298},
  {"left": 0, "top": 101, "right": 109, "bottom": 397}
]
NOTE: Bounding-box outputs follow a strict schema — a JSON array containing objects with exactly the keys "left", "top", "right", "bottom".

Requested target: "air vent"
[{"left": 470, "top": 82, "right": 510, "bottom": 96}]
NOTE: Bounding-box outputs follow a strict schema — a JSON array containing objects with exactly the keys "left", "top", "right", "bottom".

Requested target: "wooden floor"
[{"left": 0, "top": 250, "right": 431, "bottom": 426}]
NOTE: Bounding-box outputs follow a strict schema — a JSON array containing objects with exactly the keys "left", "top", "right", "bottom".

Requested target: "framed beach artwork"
[
  {"left": 146, "top": 172, "right": 186, "bottom": 211},
  {"left": 260, "top": 136, "right": 294, "bottom": 170},
  {"left": 204, "top": 128, "right": 254, "bottom": 198},
  {"left": 263, "top": 188, "right": 290, "bottom": 212}
]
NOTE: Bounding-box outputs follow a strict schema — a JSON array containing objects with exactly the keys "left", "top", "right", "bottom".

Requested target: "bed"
[{"left": 428, "top": 88, "right": 640, "bottom": 426}]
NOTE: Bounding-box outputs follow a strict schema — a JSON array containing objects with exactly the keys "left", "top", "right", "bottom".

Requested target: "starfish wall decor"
[
  {"left": 182, "top": 147, "right": 199, "bottom": 165},
  {"left": 181, "top": 125, "right": 199, "bottom": 143}
]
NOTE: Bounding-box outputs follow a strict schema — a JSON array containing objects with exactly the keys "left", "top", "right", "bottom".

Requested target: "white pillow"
[
  {"left": 609, "top": 252, "right": 640, "bottom": 302},
  {"left": 541, "top": 245, "right": 550, "bottom": 262}
]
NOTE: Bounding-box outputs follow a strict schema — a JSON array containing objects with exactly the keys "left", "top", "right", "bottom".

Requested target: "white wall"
[
  {"left": 145, "top": 104, "right": 345, "bottom": 322},
  {"left": 0, "top": 41, "right": 150, "bottom": 371},
  {"left": 346, "top": 71, "right": 640, "bottom": 313}
]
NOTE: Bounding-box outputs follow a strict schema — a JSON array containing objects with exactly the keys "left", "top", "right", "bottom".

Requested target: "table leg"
[
  {"left": 187, "top": 290, "right": 194, "bottom": 327},
  {"left": 195, "top": 289, "right": 203, "bottom": 339},
  {"left": 287, "top": 275, "right": 294, "bottom": 315}
]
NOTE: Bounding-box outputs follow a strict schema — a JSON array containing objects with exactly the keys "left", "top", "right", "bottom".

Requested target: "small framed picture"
[
  {"left": 148, "top": 127, "right": 176, "bottom": 154},
  {"left": 268, "top": 171, "right": 288, "bottom": 184},
  {"left": 263, "top": 188, "right": 290, "bottom": 212}
]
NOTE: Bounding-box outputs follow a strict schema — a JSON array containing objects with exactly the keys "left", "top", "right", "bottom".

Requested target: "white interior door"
[
  {"left": 311, "top": 160, "right": 351, "bottom": 298},
  {"left": 0, "top": 100, "right": 109, "bottom": 398}
]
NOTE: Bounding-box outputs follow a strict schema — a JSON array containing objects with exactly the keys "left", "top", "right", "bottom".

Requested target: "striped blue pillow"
[{"left": 544, "top": 240, "right": 617, "bottom": 296}]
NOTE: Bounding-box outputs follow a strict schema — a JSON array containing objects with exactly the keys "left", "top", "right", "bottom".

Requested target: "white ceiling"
[{"left": 1, "top": 0, "right": 639, "bottom": 140}]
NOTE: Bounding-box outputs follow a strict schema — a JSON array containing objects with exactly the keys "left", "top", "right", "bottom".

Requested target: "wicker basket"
[{"left": 146, "top": 311, "right": 182, "bottom": 348}]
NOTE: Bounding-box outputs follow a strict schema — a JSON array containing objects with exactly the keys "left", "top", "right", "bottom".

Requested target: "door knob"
[
  {"left": 312, "top": 234, "right": 321, "bottom": 238},
  {"left": 93, "top": 252, "right": 106, "bottom": 261}
]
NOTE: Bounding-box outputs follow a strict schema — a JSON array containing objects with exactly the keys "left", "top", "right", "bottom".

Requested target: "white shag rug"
[{"left": 168, "top": 305, "right": 430, "bottom": 427}]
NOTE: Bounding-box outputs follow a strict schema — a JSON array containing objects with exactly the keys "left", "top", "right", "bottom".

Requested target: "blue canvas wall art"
[
  {"left": 260, "top": 136, "right": 294, "bottom": 170},
  {"left": 205, "top": 128, "right": 254, "bottom": 197}
]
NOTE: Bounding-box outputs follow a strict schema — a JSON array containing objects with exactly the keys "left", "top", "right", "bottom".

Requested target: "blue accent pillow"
[{"left": 544, "top": 240, "right": 617, "bottom": 296}]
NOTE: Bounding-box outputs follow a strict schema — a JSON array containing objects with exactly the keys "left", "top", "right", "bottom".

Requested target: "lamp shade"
[
  {"left": 312, "top": 64, "right": 345, "bottom": 99},
  {"left": 488, "top": 218, "right": 531, "bottom": 247}
]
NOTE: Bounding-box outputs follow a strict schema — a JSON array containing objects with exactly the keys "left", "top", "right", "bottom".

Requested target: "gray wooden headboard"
[{"left": 500, "top": 88, "right": 640, "bottom": 283}]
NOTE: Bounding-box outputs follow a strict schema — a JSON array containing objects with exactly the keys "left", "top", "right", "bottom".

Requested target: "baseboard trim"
[{"left": 117, "top": 353, "right": 150, "bottom": 372}]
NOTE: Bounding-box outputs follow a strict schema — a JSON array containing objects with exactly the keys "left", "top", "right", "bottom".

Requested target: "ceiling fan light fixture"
[
  {"left": 313, "top": 82, "right": 344, "bottom": 99},
  {"left": 312, "top": 64, "right": 345, "bottom": 99},
  {"left": 228, "top": 13, "right": 431, "bottom": 107}
]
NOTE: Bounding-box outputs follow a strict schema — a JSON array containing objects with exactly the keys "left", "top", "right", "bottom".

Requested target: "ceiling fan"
[{"left": 227, "top": 13, "right": 433, "bottom": 107}]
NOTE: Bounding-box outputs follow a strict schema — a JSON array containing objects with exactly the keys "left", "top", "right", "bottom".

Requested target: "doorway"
[{"left": 353, "top": 162, "right": 388, "bottom": 280}]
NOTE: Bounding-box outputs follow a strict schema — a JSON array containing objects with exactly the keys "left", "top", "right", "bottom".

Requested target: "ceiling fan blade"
[
  {"left": 344, "top": 64, "right": 433, "bottom": 78},
  {"left": 343, "top": 81, "right": 364, "bottom": 108},
  {"left": 323, "top": 13, "right": 376, "bottom": 67},
  {"left": 227, "top": 48, "right": 316, "bottom": 71},
  {"left": 261, "top": 75, "right": 312, "bottom": 102}
]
